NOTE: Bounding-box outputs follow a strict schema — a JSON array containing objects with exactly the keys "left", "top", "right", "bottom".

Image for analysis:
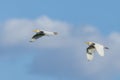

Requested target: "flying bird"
[
  {"left": 30, "top": 29, "right": 58, "bottom": 42},
  {"left": 85, "top": 42, "right": 109, "bottom": 61}
]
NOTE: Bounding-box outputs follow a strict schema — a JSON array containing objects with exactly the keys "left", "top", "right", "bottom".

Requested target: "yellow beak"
[
  {"left": 85, "top": 42, "right": 89, "bottom": 44},
  {"left": 33, "top": 29, "right": 40, "bottom": 32},
  {"left": 33, "top": 30, "right": 36, "bottom": 32}
]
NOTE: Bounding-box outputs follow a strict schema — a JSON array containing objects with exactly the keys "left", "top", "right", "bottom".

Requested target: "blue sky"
[
  {"left": 1, "top": 0, "right": 120, "bottom": 33},
  {"left": 0, "top": 0, "right": 120, "bottom": 80}
]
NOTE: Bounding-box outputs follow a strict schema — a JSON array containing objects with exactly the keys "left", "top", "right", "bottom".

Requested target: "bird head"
[{"left": 33, "top": 29, "right": 41, "bottom": 33}]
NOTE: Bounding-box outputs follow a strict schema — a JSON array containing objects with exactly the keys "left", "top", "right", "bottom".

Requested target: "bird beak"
[
  {"left": 33, "top": 29, "right": 40, "bottom": 33},
  {"left": 85, "top": 42, "right": 89, "bottom": 44},
  {"left": 33, "top": 30, "right": 36, "bottom": 32}
]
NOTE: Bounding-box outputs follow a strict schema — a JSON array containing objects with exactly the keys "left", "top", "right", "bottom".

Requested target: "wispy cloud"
[
  {"left": 1, "top": 16, "right": 72, "bottom": 48},
  {"left": 1, "top": 16, "right": 120, "bottom": 80}
]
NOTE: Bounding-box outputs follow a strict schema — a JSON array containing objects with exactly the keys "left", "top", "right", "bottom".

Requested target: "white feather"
[
  {"left": 86, "top": 48, "right": 95, "bottom": 61},
  {"left": 94, "top": 43, "right": 104, "bottom": 56},
  {"left": 87, "top": 53, "right": 93, "bottom": 61},
  {"left": 43, "top": 31, "right": 55, "bottom": 36}
]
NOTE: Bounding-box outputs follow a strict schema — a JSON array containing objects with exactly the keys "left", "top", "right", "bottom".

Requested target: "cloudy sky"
[{"left": 0, "top": 0, "right": 120, "bottom": 80}]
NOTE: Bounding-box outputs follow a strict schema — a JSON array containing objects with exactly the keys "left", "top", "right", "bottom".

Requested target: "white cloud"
[
  {"left": 109, "top": 32, "right": 120, "bottom": 44},
  {"left": 2, "top": 19, "right": 35, "bottom": 45},
  {"left": 1, "top": 16, "right": 72, "bottom": 48},
  {"left": 1, "top": 16, "right": 120, "bottom": 80}
]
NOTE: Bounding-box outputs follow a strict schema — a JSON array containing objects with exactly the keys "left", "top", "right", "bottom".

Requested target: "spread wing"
[
  {"left": 32, "top": 33, "right": 44, "bottom": 39},
  {"left": 30, "top": 33, "right": 45, "bottom": 42},
  {"left": 94, "top": 43, "right": 104, "bottom": 56},
  {"left": 86, "top": 53, "right": 93, "bottom": 61},
  {"left": 86, "top": 47, "right": 95, "bottom": 61}
]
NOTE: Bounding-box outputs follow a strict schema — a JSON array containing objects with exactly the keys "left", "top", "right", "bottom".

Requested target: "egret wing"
[
  {"left": 86, "top": 48, "right": 95, "bottom": 61},
  {"left": 87, "top": 53, "right": 93, "bottom": 61},
  {"left": 94, "top": 43, "right": 104, "bottom": 56},
  {"left": 32, "top": 33, "right": 44, "bottom": 39}
]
